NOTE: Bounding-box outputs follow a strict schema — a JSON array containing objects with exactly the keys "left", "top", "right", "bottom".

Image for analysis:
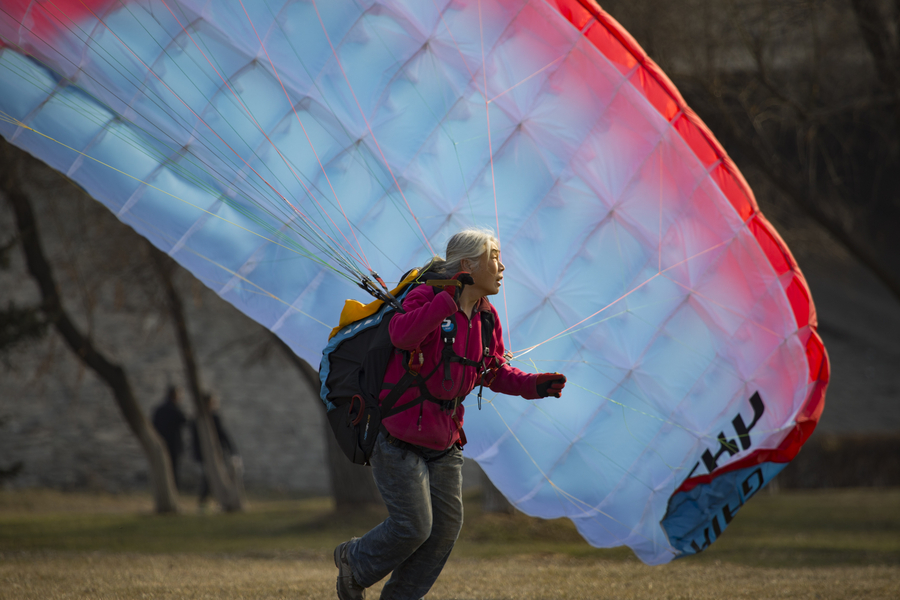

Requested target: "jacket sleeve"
[
  {"left": 388, "top": 284, "right": 458, "bottom": 350},
  {"left": 483, "top": 308, "right": 540, "bottom": 399}
]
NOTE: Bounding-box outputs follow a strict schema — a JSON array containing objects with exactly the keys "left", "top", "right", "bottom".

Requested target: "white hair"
[{"left": 423, "top": 228, "right": 497, "bottom": 277}]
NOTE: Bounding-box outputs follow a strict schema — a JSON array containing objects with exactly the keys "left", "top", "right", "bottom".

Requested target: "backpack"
[{"left": 318, "top": 268, "right": 494, "bottom": 465}]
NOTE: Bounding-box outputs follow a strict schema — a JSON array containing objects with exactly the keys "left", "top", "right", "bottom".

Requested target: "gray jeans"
[{"left": 347, "top": 433, "right": 464, "bottom": 600}]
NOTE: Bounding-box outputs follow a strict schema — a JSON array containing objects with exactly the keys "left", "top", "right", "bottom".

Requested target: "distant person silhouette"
[
  {"left": 191, "top": 392, "right": 241, "bottom": 509},
  {"left": 151, "top": 385, "right": 187, "bottom": 489}
]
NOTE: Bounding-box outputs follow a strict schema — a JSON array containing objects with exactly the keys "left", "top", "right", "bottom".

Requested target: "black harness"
[{"left": 379, "top": 304, "right": 495, "bottom": 429}]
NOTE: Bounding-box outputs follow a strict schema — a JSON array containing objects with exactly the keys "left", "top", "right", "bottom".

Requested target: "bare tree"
[
  {"left": 481, "top": 469, "right": 515, "bottom": 514},
  {"left": 1, "top": 139, "right": 179, "bottom": 513},
  {"left": 602, "top": 0, "right": 900, "bottom": 303},
  {"left": 150, "top": 249, "right": 243, "bottom": 512},
  {"left": 272, "top": 334, "right": 382, "bottom": 510},
  {"left": 850, "top": 0, "right": 900, "bottom": 118}
]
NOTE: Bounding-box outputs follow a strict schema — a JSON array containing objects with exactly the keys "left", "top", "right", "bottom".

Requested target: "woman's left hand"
[{"left": 536, "top": 373, "right": 567, "bottom": 398}]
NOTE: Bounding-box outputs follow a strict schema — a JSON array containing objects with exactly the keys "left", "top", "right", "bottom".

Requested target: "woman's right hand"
[{"left": 442, "top": 272, "right": 474, "bottom": 304}]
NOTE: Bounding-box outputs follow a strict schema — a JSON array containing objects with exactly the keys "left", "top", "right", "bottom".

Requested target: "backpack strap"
[
  {"left": 438, "top": 316, "right": 483, "bottom": 387},
  {"left": 381, "top": 302, "right": 497, "bottom": 418},
  {"left": 475, "top": 308, "right": 494, "bottom": 409}
]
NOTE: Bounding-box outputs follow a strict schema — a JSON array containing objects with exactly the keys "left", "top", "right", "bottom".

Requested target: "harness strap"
[
  {"left": 379, "top": 368, "right": 431, "bottom": 419},
  {"left": 380, "top": 360, "right": 461, "bottom": 418},
  {"left": 382, "top": 307, "right": 497, "bottom": 418},
  {"left": 382, "top": 431, "right": 460, "bottom": 461}
]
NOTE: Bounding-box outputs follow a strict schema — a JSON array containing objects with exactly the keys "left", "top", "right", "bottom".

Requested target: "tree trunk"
[
  {"left": 2, "top": 140, "right": 178, "bottom": 513},
  {"left": 323, "top": 416, "right": 384, "bottom": 510},
  {"left": 273, "top": 334, "right": 382, "bottom": 509},
  {"left": 480, "top": 467, "right": 515, "bottom": 514},
  {"left": 850, "top": 0, "right": 900, "bottom": 114},
  {"left": 150, "top": 248, "right": 243, "bottom": 512}
]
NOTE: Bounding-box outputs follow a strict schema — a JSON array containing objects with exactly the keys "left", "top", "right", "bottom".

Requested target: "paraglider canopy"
[{"left": 0, "top": 0, "right": 827, "bottom": 564}]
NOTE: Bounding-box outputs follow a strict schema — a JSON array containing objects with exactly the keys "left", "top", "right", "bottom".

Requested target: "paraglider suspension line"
[{"left": 358, "top": 272, "right": 404, "bottom": 312}]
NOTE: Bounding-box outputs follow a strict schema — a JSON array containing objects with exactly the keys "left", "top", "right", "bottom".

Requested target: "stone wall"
[
  {"left": 0, "top": 277, "right": 330, "bottom": 495},
  {"left": 0, "top": 176, "right": 329, "bottom": 496}
]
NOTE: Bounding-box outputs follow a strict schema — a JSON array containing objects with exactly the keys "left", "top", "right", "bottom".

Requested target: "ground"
[{"left": 0, "top": 487, "right": 898, "bottom": 599}]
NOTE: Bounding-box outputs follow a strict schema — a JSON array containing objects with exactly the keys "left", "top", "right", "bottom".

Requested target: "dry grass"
[
  {"left": 1, "top": 488, "right": 898, "bottom": 599},
  {"left": 1, "top": 552, "right": 897, "bottom": 599}
]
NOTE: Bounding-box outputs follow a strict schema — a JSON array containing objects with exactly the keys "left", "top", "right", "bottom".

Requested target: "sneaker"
[{"left": 334, "top": 539, "right": 366, "bottom": 600}]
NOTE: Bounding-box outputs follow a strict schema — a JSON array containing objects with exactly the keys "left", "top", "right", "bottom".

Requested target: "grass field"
[{"left": 1, "top": 487, "right": 898, "bottom": 599}]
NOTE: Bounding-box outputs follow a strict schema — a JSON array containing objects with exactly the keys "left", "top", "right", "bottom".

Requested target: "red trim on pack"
[
  {"left": 672, "top": 113, "right": 718, "bottom": 167},
  {"left": 785, "top": 277, "right": 811, "bottom": 328},
  {"left": 712, "top": 161, "right": 756, "bottom": 222},
  {"left": 806, "top": 329, "right": 829, "bottom": 384},
  {"left": 748, "top": 215, "right": 792, "bottom": 275},
  {"left": 542, "top": 0, "right": 594, "bottom": 29},
  {"left": 630, "top": 66, "right": 680, "bottom": 121},
  {"left": 582, "top": 19, "right": 637, "bottom": 75}
]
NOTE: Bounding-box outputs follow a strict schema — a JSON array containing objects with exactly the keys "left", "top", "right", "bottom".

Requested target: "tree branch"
[
  {"left": 851, "top": 0, "right": 900, "bottom": 123},
  {"left": 271, "top": 333, "right": 382, "bottom": 509},
  {"left": 1, "top": 139, "right": 178, "bottom": 512},
  {"left": 726, "top": 126, "right": 900, "bottom": 305},
  {"left": 676, "top": 76, "right": 900, "bottom": 306}
]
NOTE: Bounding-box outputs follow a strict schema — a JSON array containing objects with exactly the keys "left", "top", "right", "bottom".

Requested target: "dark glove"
[
  {"left": 536, "top": 373, "right": 567, "bottom": 398},
  {"left": 442, "top": 272, "right": 474, "bottom": 304}
]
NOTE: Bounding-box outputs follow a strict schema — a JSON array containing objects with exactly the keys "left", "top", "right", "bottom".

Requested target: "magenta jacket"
[{"left": 380, "top": 284, "right": 541, "bottom": 450}]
